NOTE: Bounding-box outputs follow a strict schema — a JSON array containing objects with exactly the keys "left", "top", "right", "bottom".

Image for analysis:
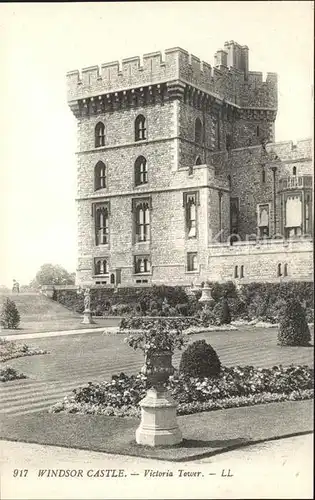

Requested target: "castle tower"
[{"left": 67, "top": 41, "right": 281, "bottom": 287}]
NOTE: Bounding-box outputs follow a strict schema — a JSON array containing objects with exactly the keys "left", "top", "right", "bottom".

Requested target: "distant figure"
[{"left": 12, "top": 279, "right": 20, "bottom": 293}]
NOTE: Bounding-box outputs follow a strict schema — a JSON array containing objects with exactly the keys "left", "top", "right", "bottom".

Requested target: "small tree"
[
  {"left": 0, "top": 298, "right": 20, "bottom": 329},
  {"left": 217, "top": 297, "right": 231, "bottom": 325},
  {"left": 278, "top": 299, "right": 311, "bottom": 346}
]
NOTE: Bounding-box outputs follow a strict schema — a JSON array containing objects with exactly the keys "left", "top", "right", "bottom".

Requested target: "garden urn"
[{"left": 199, "top": 285, "right": 214, "bottom": 305}]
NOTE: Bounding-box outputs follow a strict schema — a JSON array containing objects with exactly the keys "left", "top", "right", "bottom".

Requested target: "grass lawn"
[
  {"left": 1, "top": 400, "right": 312, "bottom": 461},
  {"left": 4, "top": 326, "right": 313, "bottom": 385}
]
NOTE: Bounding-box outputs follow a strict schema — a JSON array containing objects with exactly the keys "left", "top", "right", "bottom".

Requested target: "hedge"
[{"left": 52, "top": 281, "right": 314, "bottom": 322}]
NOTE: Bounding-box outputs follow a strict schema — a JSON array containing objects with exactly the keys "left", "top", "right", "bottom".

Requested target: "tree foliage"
[
  {"left": 278, "top": 299, "right": 311, "bottom": 346},
  {"left": 0, "top": 298, "right": 20, "bottom": 329},
  {"left": 30, "top": 264, "right": 75, "bottom": 288}
]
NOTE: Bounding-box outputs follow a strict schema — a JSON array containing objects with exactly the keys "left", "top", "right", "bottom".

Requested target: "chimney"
[{"left": 214, "top": 50, "right": 228, "bottom": 68}]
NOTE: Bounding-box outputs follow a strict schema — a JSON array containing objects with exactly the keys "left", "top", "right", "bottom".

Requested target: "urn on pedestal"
[{"left": 125, "top": 319, "right": 187, "bottom": 447}]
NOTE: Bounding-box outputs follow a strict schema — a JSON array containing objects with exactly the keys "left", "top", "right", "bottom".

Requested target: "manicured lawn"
[
  {"left": 5, "top": 326, "right": 313, "bottom": 385},
  {"left": 1, "top": 316, "right": 121, "bottom": 336}
]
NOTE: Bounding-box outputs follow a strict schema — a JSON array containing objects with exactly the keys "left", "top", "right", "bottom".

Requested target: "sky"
[{"left": 0, "top": 1, "right": 313, "bottom": 287}]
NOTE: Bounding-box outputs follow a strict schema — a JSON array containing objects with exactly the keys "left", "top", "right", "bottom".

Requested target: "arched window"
[
  {"left": 256, "top": 125, "right": 260, "bottom": 137},
  {"left": 135, "top": 202, "right": 150, "bottom": 242},
  {"left": 135, "top": 156, "right": 148, "bottom": 186},
  {"left": 135, "top": 256, "right": 151, "bottom": 274},
  {"left": 195, "top": 156, "right": 202, "bottom": 166},
  {"left": 95, "top": 205, "right": 109, "bottom": 245},
  {"left": 292, "top": 166, "right": 297, "bottom": 176},
  {"left": 277, "top": 263, "right": 282, "bottom": 277},
  {"left": 95, "top": 259, "right": 109, "bottom": 275},
  {"left": 94, "top": 161, "right": 106, "bottom": 190},
  {"left": 95, "top": 122, "right": 105, "bottom": 148},
  {"left": 186, "top": 195, "right": 197, "bottom": 238},
  {"left": 195, "top": 118, "right": 202, "bottom": 144},
  {"left": 234, "top": 266, "right": 239, "bottom": 278},
  {"left": 135, "top": 115, "right": 146, "bottom": 141}
]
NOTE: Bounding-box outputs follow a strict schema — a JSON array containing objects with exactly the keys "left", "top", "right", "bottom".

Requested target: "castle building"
[{"left": 67, "top": 41, "right": 313, "bottom": 287}]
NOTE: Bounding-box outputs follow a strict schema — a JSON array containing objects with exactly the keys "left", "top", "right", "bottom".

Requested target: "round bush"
[
  {"left": 179, "top": 339, "right": 221, "bottom": 378},
  {"left": 278, "top": 299, "right": 311, "bottom": 346}
]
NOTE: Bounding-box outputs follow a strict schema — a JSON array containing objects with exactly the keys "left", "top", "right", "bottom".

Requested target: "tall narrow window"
[
  {"left": 184, "top": 192, "right": 198, "bottom": 239},
  {"left": 292, "top": 166, "right": 297, "bottom": 176},
  {"left": 284, "top": 263, "right": 288, "bottom": 277},
  {"left": 95, "top": 205, "right": 109, "bottom": 245},
  {"left": 240, "top": 265, "right": 244, "bottom": 278},
  {"left": 135, "top": 156, "right": 148, "bottom": 186},
  {"left": 262, "top": 168, "right": 266, "bottom": 183},
  {"left": 277, "top": 263, "right": 282, "bottom": 277},
  {"left": 187, "top": 252, "right": 198, "bottom": 272},
  {"left": 134, "top": 201, "right": 150, "bottom": 242},
  {"left": 230, "top": 198, "right": 239, "bottom": 235},
  {"left": 234, "top": 266, "right": 239, "bottom": 278},
  {"left": 135, "top": 115, "right": 146, "bottom": 141},
  {"left": 95, "top": 122, "right": 105, "bottom": 148},
  {"left": 95, "top": 258, "right": 109, "bottom": 275},
  {"left": 94, "top": 161, "right": 106, "bottom": 190},
  {"left": 195, "top": 118, "right": 202, "bottom": 144},
  {"left": 256, "top": 125, "right": 260, "bottom": 137},
  {"left": 134, "top": 255, "right": 151, "bottom": 274},
  {"left": 257, "top": 204, "right": 270, "bottom": 238}
]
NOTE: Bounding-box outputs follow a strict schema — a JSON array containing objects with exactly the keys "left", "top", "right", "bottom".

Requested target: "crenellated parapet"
[{"left": 67, "top": 41, "right": 278, "bottom": 112}]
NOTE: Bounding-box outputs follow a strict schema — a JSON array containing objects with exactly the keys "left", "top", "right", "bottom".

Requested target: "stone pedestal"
[
  {"left": 81, "top": 310, "right": 95, "bottom": 324},
  {"left": 136, "top": 388, "right": 182, "bottom": 447}
]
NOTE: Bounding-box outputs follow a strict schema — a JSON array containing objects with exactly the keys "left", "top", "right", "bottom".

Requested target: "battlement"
[
  {"left": 230, "top": 138, "right": 313, "bottom": 163},
  {"left": 67, "top": 41, "right": 278, "bottom": 109}
]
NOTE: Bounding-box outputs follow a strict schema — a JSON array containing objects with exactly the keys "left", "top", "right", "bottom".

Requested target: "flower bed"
[
  {"left": 0, "top": 366, "right": 26, "bottom": 382},
  {"left": 50, "top": 365, "right": 314, "bottom": 417},
  {"left": 120, "top": 316, "right": 201, "bottom": 331},
  {"left": 0, "top": 338, "right": 48, "bottom": 363}
]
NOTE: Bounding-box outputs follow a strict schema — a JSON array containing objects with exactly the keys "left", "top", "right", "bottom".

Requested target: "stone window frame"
[
  {"left": 277, "top": 263, "right": 288, "bottom": 277},
  {"left": 134, "top": 156, "right": 148, "bottom": 186},
  {"left": 135, "top": 114, "right": 147, "bottom": 142},
  {"left": 133, "top": 254, "right": 151, "bottom": 275},
  {"left": 186, "top": 252, "right": 198, "bottom": 273},
  {"left": 94, "top": 161, "right": 107, "bottom": 191},
  {"left": 94, "top": 258, "right": 109, "bottom": 276},
  {"left": 195, "top": 156, "right": 202, "bottom": 166},
  {"left": 132, "top": 197, "right": 152, "bottom": 244},
  {"left": 257, "top": 202, "right": 271, "bottom": 239},
  {"left": 183, "top": 191, "right": 200, "bottom": 240},
  {"left": 92, "top": 201, "right": 110, "bottom": 247},
  {"left": 95, "top": 122, "right": 105, "bottom": 148}
]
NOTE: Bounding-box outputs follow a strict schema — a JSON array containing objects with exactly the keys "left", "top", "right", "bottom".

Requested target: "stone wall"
[{"left": 207, "top": 238, "right": 313, "bottom": 283}]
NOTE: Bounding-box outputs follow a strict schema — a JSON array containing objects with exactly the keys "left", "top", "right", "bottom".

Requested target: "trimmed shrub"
[
  {"left": 217, "top": 297, "right": 231, "bottom": 325},
  {"left": 179, "top": 339, "right": 221, "bottom": 378},
  {"left": 0, "top": 298, "right": 20, "bottom": 329},
  {"left": 278, "top": 299, "right": 311, "bottom": 346}
]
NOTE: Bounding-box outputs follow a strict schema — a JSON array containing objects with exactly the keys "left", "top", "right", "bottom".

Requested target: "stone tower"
[{"left": 66, "top": 41, "right": 312, "bottom": 286}]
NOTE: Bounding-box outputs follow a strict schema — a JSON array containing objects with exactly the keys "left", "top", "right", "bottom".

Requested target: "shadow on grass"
[{"left": 132, "top": 437, "right": 246, "bottom": 450}]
